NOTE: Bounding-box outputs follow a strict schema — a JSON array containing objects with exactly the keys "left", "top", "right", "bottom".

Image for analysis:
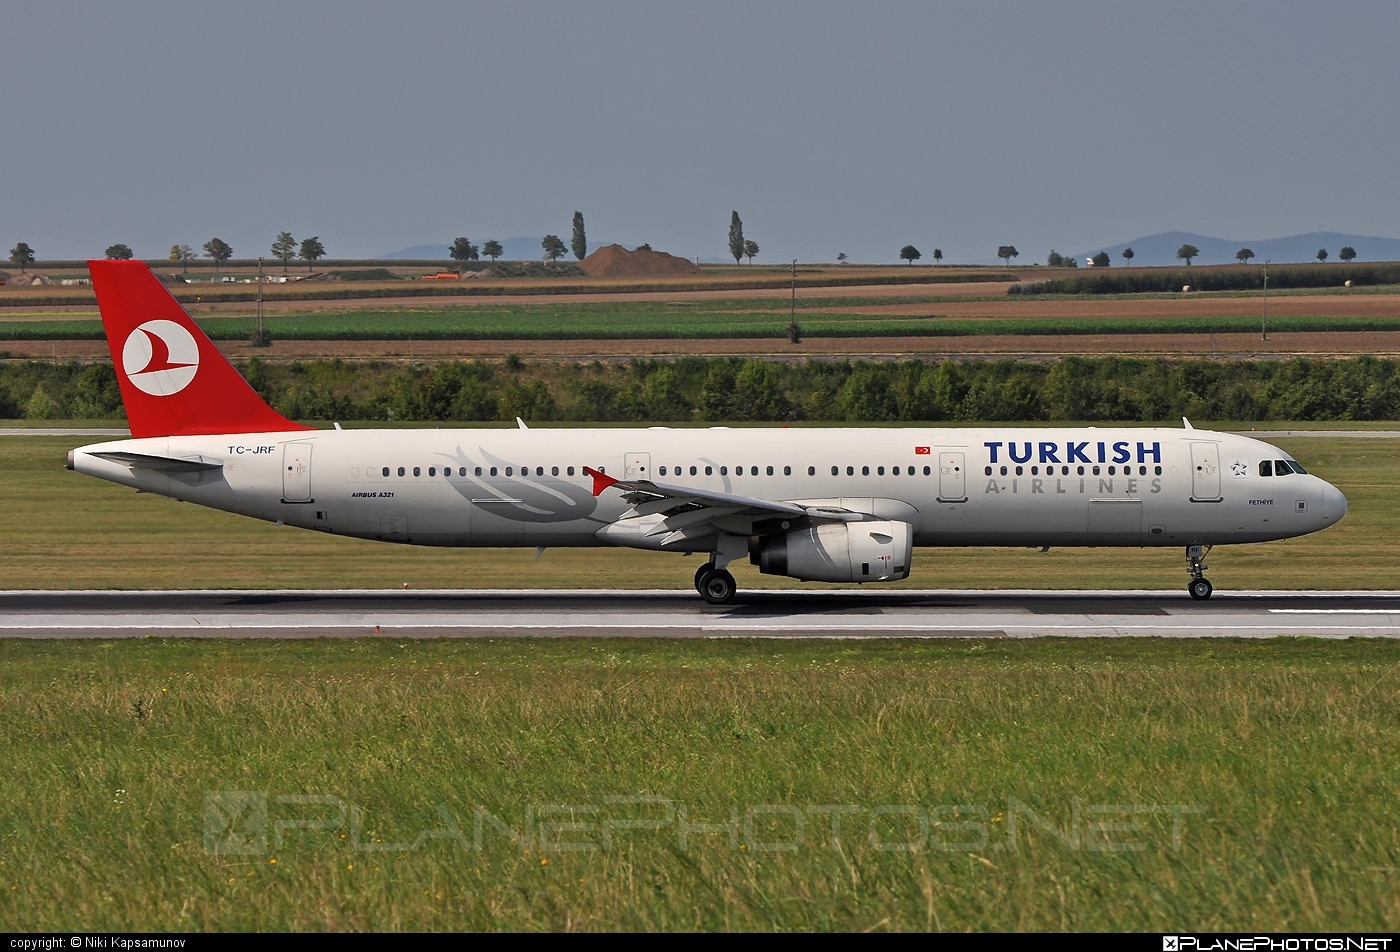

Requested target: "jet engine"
[{"left": 754, "top": 520, "right": 913, "bottom": 583}]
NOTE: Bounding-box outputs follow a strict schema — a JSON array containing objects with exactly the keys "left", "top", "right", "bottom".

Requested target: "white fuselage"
[{"left": 69, "top": 426, "right": 1346, "bottom": 555}]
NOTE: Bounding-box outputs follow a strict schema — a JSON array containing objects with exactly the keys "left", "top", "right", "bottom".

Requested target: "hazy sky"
[{"left": 3, "top": 1, "right": 1396, "bottom": 264}]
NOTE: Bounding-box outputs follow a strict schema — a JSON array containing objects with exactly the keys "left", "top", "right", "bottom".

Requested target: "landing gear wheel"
[
  {"left": 694, "top": 562, "right": 716, "bottom": 593},
  {"left": 697, "top": 568, "right": 737, "bottom": 605},
  {"left": 1188, "top": 577, "right": 1213, "bottom": 600}
]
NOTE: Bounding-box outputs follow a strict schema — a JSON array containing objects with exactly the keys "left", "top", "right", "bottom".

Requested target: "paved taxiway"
[{"left": 3, "top": 589, "right": 1399, "bottom": 638}]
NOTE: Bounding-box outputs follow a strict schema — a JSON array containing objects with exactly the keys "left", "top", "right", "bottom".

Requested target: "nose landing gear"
[{"left": 1186, "top": 544, "right": 1213, "bottom": 600}]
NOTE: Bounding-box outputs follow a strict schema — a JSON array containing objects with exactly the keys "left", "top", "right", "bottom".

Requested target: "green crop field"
[
  {"left": 1, "top": 636, "right": 1397, "bottom": 930},
  {"left": 1, "top": 434, "right": 1396, "bottom": 590},
  {"left": 4, "top": 300, "right": 1400, "bottom": 342}
]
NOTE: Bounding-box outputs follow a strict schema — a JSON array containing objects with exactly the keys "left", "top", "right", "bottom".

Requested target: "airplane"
[{"left": 67, "top": 261, "right": 1348, "bottom": 604}]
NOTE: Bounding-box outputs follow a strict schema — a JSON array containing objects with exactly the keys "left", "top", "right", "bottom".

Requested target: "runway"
[{"left": 4, "top": 589, "right": 1400, "bottom": 638}]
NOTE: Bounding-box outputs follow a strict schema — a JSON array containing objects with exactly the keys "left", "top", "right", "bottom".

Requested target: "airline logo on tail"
[{"left": 122, "top": 320, "right": 199, "bottom": 396}]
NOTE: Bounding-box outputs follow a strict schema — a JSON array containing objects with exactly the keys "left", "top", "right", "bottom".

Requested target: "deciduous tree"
[
  {"left": 997, "top": 245, "right": 1019, "bottom": 265},
  {"left": 169, "top": 244, "right": 196, "bottom": 272},
  {"left": 449, "top": 237, "right": 479, "bottom": 262},
  {"left": 1339, "top": 246, "right": 1357, "bottom": 262},
  {"left": 836, "top": 252, "right": 848, "bottom": 264},
  {"left": 932, "top": 249, "right": 943, "bottom": 263},
  {"left": 202, "top": 237, "right": 233, "bottom": 271},
  {"left": 104, "top": 244, "right": 134, "bottom": 260},
  {"left": 1121, "top": 246, "right": 1135, "bottom": 265},
  {"left": 271, "top": 232, "right": 297, "bottom": 271},
  {"left": 743, "top": 239, "right": 759, "bottom": 264},
  {"left": 1236, "top": 248, "right": 1254, "bottom": 264},
  {"left": 728, "top": 212, "right": 745, "bottom": 265},
  {"left": 298, "top": 236, "right": 325, "bottom": 270},
  {"left": 900, "top": 245, "right": 921, "bottom": 265},
  {"left": 482, "top": 240, "right": 503, "bottom": 262},
  {"left": 1091, "top": 251, "right": 1111, "bottom": 268},
  {"left": 9, "top": 242, "right": 35, "bottom": 272},
  {"left": 571, "top": 212, "right": 587, "bottom": 261},
  {"left": 1316, "top": 248, "right": 1328, "bottom": 262},
  {"left": 1176, "top": 243, "right": 1200, "bottom": 265},
  {"left": 1047, "top": 250, "right": 1064, "bottom": 267},
  {"left": 541, "top": 234, "right": 567, "bottom": 263}
]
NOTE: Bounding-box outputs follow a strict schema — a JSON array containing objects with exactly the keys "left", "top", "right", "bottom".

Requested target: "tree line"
[{"left": 7, "top": 355, "right": 1400, "bottom": 424}]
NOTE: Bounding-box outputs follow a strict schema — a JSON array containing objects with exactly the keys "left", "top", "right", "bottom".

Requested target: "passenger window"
[
  {"left": 413, "top": 467, "right": 421, "bottom": 476},
  {"left": 1259, "top": 460, "right": 1273, "bottom": 477},
  {"left": 877, "top": 466, "right": 885, "bottom": 476},
  {"left": 1274, "top": 460, "right": 1293, "bottom": 475},
  {"left": 690, "top": 465, "right": 698, "bottom": 476},
  {"left": 1155, "top": 465, "right": 1162, "bottom": 475},
  {"left": 985, "top": 466, "right": 993, "bottom": 476},
  {"left": 783, "top": 466, "right": 791, "bottom": 476},
  {"left": 1077, "top": 466, "right": 1084, "bottom": 475},
  {"left": 1062, "top": 466, "right": 1070, "bottom": 476},
  {"left": 1000, "top": 466, "right": 1007, "bottom": 476},
  {"left": 767, "top": 466, "right": 774, "bottom": 476},
  {"left": 397, "top": 466, "right": 405, "bottom": 476},
  {"left": 490, "top": 467, "right": 497, "bottom": 476},
  {"left": 1030, "top": 465, "right": 1038, "bottom": 475},
  {"left": 862, "top": 466, "right": 870, "bottom": 476},
  {"left": 659, "top": 466, "right": 667, "bottom": 476},
  {"left": 567, "top": 466, "right": 575, "bottom": 476},
  {"left": 808, "top": 466, "right": 815, "bottom": 476},
  {"left": 428, "top": 467, "right": 436, "bottom": 476},
  {"left": 923, "top": 466, "right": 931, "bottom": 475},
  {"left": 382, "top": 467, "right": 390, "bottom": 477},
  {"left": 505, "top": 467, "right": 513, "bottom": 476},
  {"left": 847, "top": 466, "right": 854, "bottom": 476},
  {"left": 893, "top": 466, "right": 900, "bottom": 475},
  {"left": 1015, "top": 466, "right": 1023, "bottom": 476},
  {"left": 750, "top": 466, "right": 758, "bottom": 476},
  {"left": 705, "top": 466, "right": 713, "bottom": 475},
  {"left": 1093, "top": 465, "right": 1100, "bottom": 475},
  {"left": 1108, "top": 465, "right": 1116, "bottom": 475},
  {"left": 830, "top": 466, "right": 837, "bottom": 475},
  {"left": 551, "top": 466, "right": 559, "bottom": 476},
  {"left": 720, "top": 466, "right": 727, "bottom": 475}
]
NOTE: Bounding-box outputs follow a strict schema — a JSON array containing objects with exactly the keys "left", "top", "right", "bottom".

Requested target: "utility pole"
[
  {"left": 789, "top": 259, "right": 801, "bottom": 344},
  {"left": 1261, "top": 259, "right": 1269, "bottom": 341},
  {"left": 257, "top": 256, "right": 264, "bottom": 342}
]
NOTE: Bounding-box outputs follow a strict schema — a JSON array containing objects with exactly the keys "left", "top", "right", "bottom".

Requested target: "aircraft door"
[
  {"left": 624, "top": 452, "right": 652, "bottom": 480},
  {"left": 1190, "top": 442, "right": 1221, "bottom": 502},
  {"left": 937, "top": 451, "right": 967, "bottom": 502},
  {"left": 282, "top": 442, "right": 313, "bottom": 502}
]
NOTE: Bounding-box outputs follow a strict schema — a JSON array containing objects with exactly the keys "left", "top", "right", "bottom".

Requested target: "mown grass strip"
[{"left": 5, "top": 308, "right": 1400, "bottom": 342}]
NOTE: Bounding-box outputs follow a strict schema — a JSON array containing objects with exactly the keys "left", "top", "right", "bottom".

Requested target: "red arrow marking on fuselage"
[
  {"left": 135, "top": 327, "right": 196, "bottom": 375},
  {"left": 582, "top": 465, "right": 617, "bottom": 497}
]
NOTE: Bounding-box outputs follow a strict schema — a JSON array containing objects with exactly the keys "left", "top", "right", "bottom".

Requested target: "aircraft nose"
[{"left": 1321, "top": 481, "right": 1348, "bottom": 524}]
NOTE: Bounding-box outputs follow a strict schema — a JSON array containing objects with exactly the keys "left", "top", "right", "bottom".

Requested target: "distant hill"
[
  {"left": 379, "top": 237, "right": 628, "bottom": 261},
  {"left": 1073, "top": 231, "right": 1400, "bottom": 267}
]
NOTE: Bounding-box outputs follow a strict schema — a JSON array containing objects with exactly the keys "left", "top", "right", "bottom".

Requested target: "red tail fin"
[{"left": 89, "top": 261, "right": 310, "bottom": 438}]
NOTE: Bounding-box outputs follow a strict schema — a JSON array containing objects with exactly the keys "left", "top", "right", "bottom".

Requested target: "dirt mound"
[{"left": 580, "top": 244, "right": 700, "bottom": 278}]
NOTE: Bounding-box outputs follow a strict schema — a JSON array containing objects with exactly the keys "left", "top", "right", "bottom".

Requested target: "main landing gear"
[
  {"left": 1186, "top": 544, "right": 1213, "bottom": 600},
  {"left": 694, "top": 562, "right": 737, "bottom": 605}
]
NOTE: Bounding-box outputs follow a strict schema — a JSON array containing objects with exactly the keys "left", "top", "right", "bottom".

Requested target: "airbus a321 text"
[{"left": 67, "top": 262, "right": 1348, "bottom": 603}]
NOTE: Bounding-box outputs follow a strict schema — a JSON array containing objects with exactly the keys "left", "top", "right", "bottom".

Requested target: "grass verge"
[{"left": 0, "top": 637, "right": 1396, "bottom": 930}]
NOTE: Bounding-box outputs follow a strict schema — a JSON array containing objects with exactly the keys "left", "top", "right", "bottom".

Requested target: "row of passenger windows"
[
  {"left": 986, "top": 464, "right": 1163, "bottom": 477},
  {"left": 371, "top": 464, "right": 939, "bottom": 478}
]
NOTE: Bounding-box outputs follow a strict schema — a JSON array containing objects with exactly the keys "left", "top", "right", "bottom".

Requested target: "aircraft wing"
[{"left": 583, "top": 465, "right": 859, "bottom": 548}]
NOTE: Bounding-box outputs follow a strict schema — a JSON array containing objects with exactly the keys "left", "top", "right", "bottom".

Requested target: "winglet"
[
  {"left": 516, "top": 417, "right": 529, "bottom": 430},
  {"left": 582, "top": 465, "right": 617, "bottom": 497},
  {"left": 1182, "top": 417, "right": 1194, "bottom": 430}
]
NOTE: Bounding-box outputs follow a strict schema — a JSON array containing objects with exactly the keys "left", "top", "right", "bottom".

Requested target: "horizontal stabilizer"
[{"left": 90, "top": 451, "right": 224, "bottom": 473}]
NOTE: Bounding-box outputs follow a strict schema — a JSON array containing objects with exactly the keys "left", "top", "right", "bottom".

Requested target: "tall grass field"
[{"left": 0, "top": 637, "right": 1397, "bottom": 931}]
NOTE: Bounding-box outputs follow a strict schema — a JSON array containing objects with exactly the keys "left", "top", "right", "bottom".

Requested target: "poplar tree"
[
  {"left": 728, "top": 211, "right": 744, "bottom": 265},
  {"left": 571, "top": 212, "right": 587, "bottom": 260}
]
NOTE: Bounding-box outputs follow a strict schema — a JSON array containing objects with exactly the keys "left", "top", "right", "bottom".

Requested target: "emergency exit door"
[
  {"left": 624, "top": 452, "right": 651, "bottom": 480},
  {"left": 1190, "top": 441, "right": 1221, "bottom": 502},
  {"left": 938, "top": 451, "right": 967, "bottom": 502},
  {"left": 282, "top": 442, "right": 313, "bottom": 503}
]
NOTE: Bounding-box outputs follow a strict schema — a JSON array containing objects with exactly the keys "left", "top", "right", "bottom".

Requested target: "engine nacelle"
[{"left": 756, "top": 520, "right": 913, "bottom": 583}]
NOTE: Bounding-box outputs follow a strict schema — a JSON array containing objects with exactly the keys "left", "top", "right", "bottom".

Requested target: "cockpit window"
[
  {"left": 1259, "top": 460, "right": 1273, "bottom": 477},
  {"left": 1274, "top": 459, "right": 1294, "bottom": 476},
  {"left": 1286, "top": 458, "right": 1307, "bottom": 474}
]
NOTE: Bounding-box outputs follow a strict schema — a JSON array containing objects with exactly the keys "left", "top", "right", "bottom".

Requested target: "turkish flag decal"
[{"left": 914, "top": 446, "right": 931, "bottom": 455}]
